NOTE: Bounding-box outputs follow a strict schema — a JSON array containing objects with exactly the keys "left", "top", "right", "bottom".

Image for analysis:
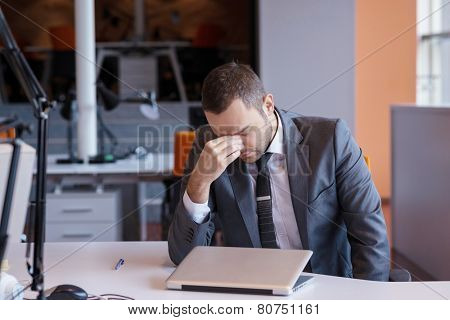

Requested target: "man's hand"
[{"left": 186, "top": 136, "right": 243, "bottom": 204}]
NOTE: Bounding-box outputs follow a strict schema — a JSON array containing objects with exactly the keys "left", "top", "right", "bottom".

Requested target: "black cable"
[
  {"left": 100, "top": 293, "right": 135, "bottom": 300},
  {"left": 87, "top": 293, "right": 134, "bottom": 300}
]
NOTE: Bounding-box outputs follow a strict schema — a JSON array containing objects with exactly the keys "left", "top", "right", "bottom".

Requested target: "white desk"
[
  {"left": 6, "top": 242, "right": 450, "bottom": 300},
  {"left": 45, "top": 153, "right": 174, "bottom": 183}
]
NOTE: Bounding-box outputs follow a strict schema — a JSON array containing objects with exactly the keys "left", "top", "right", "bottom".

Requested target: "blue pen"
[{"left": 114, "top": 258, "right": 125, "bottom": 270}]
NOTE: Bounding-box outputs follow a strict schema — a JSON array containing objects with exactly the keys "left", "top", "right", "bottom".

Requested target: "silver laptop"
[{"left": 166, "top": 246, "right": 313, "bottom": 296}]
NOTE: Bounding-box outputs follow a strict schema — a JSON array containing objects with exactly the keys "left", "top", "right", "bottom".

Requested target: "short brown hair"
[{"left": 201, "top": 62, "right": 266, "bottom": 114}]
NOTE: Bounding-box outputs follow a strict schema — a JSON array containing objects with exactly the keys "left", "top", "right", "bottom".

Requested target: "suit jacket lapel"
[
  {"left": 280, "top": 110, "right": 311, "bottom": 251},
  {"left": 227, "top": 159, "right": 261, "bottom": 248}
]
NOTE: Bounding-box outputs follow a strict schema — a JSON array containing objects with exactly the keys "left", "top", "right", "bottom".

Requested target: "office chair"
[
  {"left": 162, "top": 131, "right": 195, "bottom": 240},
  {"left": 0, "top": 127, "right": 14, "bottom": 139},
  {"left": 363, "top": 154, "right": 411, "bottom": 282}
]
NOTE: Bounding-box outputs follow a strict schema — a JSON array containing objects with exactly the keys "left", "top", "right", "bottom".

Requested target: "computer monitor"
[{"left": 0, "top": 142, "right": 35, "bottom": 252}]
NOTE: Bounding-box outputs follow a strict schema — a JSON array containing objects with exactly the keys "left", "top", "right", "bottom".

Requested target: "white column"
[
  {"left": 134, "top": 0, "right": 145, "bottom": 41},
  {"left": 75, "top": 0, "right": 97, "bottom": 161}
]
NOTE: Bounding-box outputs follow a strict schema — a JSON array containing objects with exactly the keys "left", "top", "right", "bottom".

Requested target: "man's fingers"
[
  {"left": 215, "top": 139, "right": 244, "bottom": 153},
  {"left": 208, "top": 135, "right": 242, "bottom": 147},
  {"left": 223, "top": 149, "right": 241, "bottom": 167},
  {"left": 205, "top": 135, "right": 243, "bottom": 156},
  {"left": 219, "top": 143, "right": 244, "bottom": 158},
  {"left": 200, "top": 135, "right": 243, "bottom": 174}
]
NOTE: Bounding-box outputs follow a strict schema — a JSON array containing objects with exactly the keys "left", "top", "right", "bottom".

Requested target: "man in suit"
[{"left": 168, "top": 62, "right": 390, "bottom": 281}]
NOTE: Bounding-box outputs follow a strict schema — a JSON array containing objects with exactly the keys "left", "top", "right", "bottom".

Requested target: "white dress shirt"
[{"left": 183, "top": 111, "right": 303, "bottom": 249}]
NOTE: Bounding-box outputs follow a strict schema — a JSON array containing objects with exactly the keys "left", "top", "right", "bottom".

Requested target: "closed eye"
[{"left": 235, "top": 126, "right": 250, "bottom": 136}]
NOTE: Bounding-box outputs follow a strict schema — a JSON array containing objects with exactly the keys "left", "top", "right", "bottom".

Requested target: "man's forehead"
[
  {"left": 209, "top": 123, "right": 262, "bottom": 137},
  {"left": 209, "top": 124, "right": 247, "bottom": 136}
]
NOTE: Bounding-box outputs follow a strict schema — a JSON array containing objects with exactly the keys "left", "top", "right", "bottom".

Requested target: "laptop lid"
[{"left": 166, "top": 246, "right": 313, "bottom": 296}]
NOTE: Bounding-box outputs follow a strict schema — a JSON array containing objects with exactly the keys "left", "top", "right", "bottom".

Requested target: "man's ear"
[{"left": 263, "top": 94, "right": 275, "bottom": 115}]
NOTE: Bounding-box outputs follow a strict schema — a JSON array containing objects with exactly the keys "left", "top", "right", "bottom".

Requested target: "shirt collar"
[{"left": 266, "top": 110, "right": 284, "bottom": 155}]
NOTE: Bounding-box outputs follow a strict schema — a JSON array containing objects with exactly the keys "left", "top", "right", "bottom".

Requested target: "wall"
[
  {"left": 259, "top": 0, "right": 417, "bottom": 198},
  {"left": 355, "top": 0, "right": 416, "bottom": 198},
  {"left": 258, "top": 0, "right": 355, "bottom": 130}
]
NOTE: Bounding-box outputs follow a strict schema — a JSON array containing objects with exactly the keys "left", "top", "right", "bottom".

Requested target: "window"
[{"left": 417, "top": 0, "right": 450, "bottom": 105}]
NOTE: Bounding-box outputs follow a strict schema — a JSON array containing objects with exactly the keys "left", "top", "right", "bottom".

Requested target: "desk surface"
[
  {"left": 5, "top": 242, "right": 450, "bottom": 300},
  {"left": 43, "top": 153, "right": 174, "bottom": 176}
]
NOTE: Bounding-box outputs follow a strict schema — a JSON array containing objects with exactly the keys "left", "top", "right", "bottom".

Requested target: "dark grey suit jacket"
[{"left": 168, "top": 108, "right": 390, "bottom": 281}]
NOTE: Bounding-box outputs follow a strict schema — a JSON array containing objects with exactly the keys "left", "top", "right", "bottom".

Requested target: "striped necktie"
[{"left": 255, "top": 152, "right": 279, "bottom": 248}]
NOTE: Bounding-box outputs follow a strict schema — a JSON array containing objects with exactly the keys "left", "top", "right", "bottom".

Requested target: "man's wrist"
[
  {"left": 186, "top": 174, "right": 211, "bottom": 204},
  {"left": 183, "top": 191, "right": 210, "bottom": 224}
]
